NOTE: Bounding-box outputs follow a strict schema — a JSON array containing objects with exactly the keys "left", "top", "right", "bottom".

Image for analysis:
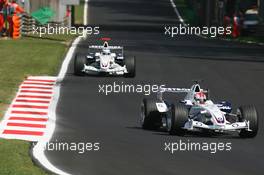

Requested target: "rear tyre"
[
  {"left": 124, "top": 56, "right": 135, "bottom": 78},
  {"left": 141, "top": 99, "right": 161, "bottom": 130},
  {"left": 169, "top": 104, "right": 188, "bottom": 136},
  {"left": 238, "top": 105, "right": 258, "bottom": 138},
  {"left": 74, "top": 54, "right": 87, "bottom": 76}
]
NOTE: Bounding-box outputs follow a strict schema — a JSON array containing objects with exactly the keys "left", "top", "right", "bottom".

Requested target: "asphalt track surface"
[{"left": 46, "top": 0, "right": 264, "bottom": 175}]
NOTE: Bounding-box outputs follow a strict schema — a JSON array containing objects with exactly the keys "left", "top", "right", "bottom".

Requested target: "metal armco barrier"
[
  {"left": 21, "top": 13, "right": 70, "bottom": 35},
  {"left": 21, "top": 13, "right": 36, "bottom": 34}
]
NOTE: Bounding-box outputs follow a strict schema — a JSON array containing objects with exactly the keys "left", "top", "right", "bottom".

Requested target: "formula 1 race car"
[
  {"left": 74, "top": 38, "right": 135, "bottom": 77},
  {"left": 141, "top": 82, "right": 258, "bottom": 138}
]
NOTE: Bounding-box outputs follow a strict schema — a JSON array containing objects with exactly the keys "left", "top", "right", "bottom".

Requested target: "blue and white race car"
[
  {"left": 74, "top": 38, "right": 135, "bottom": 77},
  {"left": 141, "top": 82, "right": 258, "bottom": 138}
]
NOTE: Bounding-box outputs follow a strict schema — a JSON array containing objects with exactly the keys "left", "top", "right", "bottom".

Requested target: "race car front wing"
[
  {"left": 83, "top": 64, "right": 128, "bottom": 75},
  {"left": 183, "top": 119, "right": 251, "bottom": 132}
]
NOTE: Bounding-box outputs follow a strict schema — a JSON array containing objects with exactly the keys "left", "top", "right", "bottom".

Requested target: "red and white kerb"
[{"left": 0, "top": 76, "right": 57, "bottom": 141}]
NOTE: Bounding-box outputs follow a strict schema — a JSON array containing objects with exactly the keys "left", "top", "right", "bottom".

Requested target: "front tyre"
[
  {"left": 124, "top": 56, "right": 135, "bottom": 78},
  {"left": 74, "top": 54, "right": 87, "bottom": 76},
  {"left": 169, "top": 104, "right": 188, "bottom": 136},
  {"left": 238, "top": 105, "right": 258, "bottom": 138},
  {"left": 141, "top": 99, "right": 161, "bottom": 130}
]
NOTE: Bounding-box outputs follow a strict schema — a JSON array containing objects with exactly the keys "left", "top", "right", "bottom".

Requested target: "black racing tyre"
[
  {"left": 141, "top": 99, "right": 161, "bottom": 130},
  {"left": 169, "top": 104, "right": 189, "bottom": 136},
  {"left": 238, "top": 105, "right": 258, "bottom": 138},
  {"left": 124, "top": 56, "right": 136, "bottom": 78},
  {"left": 74, "top": 54, "right": 87, "bottom": 76}
]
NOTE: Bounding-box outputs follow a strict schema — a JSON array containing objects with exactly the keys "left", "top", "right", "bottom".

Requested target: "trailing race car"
[
  {"left": 141, "top": 82, "right": 258, "bottom": 138},
  {"left": 74, "top": 38, "right": 135, "bottom": 77}
]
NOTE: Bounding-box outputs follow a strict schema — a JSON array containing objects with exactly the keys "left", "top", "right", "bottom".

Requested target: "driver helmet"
[
  {"left": 102, "top": 49, "right": 111, "bottom": 55},
  {"left": 194, "top": 92, "right": 207, "bottom": 104}
]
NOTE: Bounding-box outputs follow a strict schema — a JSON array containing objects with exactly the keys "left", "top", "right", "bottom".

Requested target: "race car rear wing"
[
  {"left": 157, "top": 87, "right": 209, "bottom": 101},
  {"left": 89, "top": 41, "right": 124, "bottom": 56},
  {"left": 159, "top": 88, "right": 191, "bottom": 93},
  {"left": 157, "top": 88, "right": 191, "bottom": 101},
  {"left": 89, "top": 45, "right": 123, "bottom": 49},
  {"left": 90, "top": 41, "right": 123, "bottom": 49}
]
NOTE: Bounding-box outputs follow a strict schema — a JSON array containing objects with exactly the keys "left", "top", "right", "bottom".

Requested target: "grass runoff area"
[
  {"left": 0, "top": 0, "right": 84, "bottom": 172},
  {"left": 0, "top": 34, "right": 76, "bottom": 174},
  {"left": 174, "top": 0, "right": 264, "bottom": 44},
  {"left": 234, "top": 36, "right": 264, "bottom": 43},
  {"left": 0, "top": 0, "right": 84, "bottom": 173}
]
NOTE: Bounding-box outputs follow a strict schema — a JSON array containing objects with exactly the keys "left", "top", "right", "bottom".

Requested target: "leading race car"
[
  {"left": 74, "top": 38, "right": 135, "bottom": 77},
  {"left": 141, "top": 82, "right": 258, "bottom": 138}
]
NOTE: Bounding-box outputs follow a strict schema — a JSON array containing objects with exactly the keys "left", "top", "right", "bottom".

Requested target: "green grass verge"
[
  {"left": 174, "top": 0, "right": 198, "bottom": 25},
  {"left": 74, "top": 0, "right": 85, "bottom": 25},
  {"left": 234, "top": 36, "right": 264, "bottom": 44},
  {"left": 0, "top": 34, "right": 76, "bottom": 174}
]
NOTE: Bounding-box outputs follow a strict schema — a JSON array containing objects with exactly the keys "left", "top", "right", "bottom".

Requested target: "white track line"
[
  {"left": 6, "top": 113, "right": 49, "bottom": 118},
  {"left": 32, "top": 37, "right": 82, "bottom": 175},
  {"left": 13, "top": 102, "right": 50, "bottom": 106},
  {"left": 31, "top": 1, "right": 90, "bottom": 171},
  {"left": 169, "top": 0, "right": 207, "bottom": 39},
  {"left": 31, "top": 0, "right": 89, "bottom": 173},
  {"left": 27, "top": 76, "right": 57, "bottom": 80},
  {"left": 169, "top": 0, "right": 184, "bottom": 24}
]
